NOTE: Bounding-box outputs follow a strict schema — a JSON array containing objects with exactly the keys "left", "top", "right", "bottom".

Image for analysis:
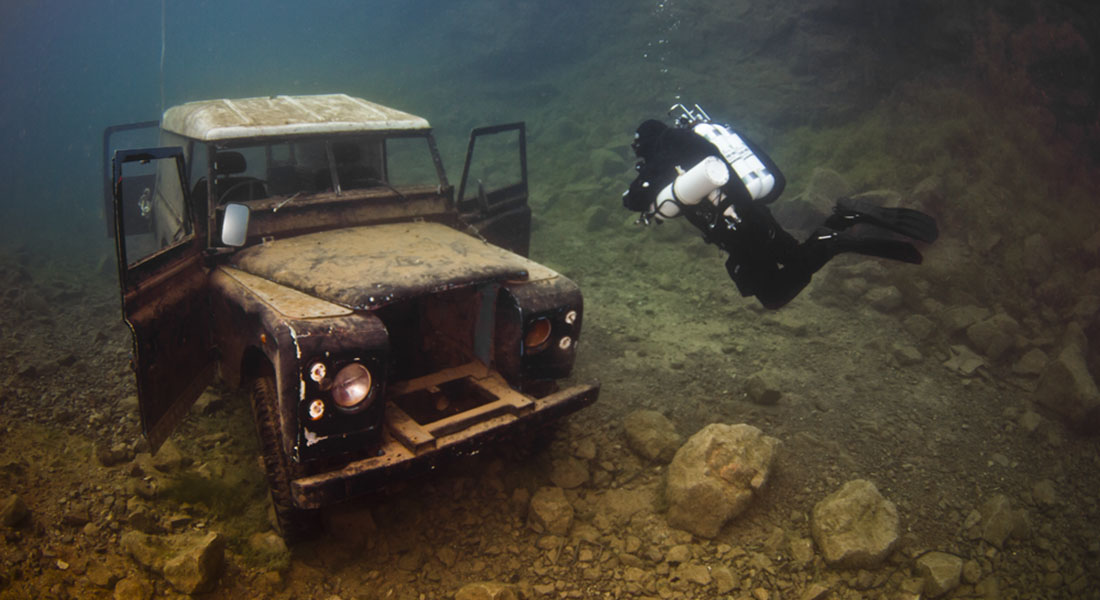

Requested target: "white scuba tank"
[
  {"left": 692, "top": 122, "right": 775, "bottom": 201},
  {"left": 650, "top": 156, "right": 730, "bottom": 220}
]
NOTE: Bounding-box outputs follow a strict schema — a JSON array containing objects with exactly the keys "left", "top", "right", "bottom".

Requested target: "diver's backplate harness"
[{"left": 636, "top": 104, "right": 778, "bottom": 246}]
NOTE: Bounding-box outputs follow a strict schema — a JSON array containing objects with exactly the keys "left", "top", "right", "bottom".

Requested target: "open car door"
[
  {"left": 456, "top": 123, "right": 531, "bottom": 257},
  {"left": 111, "top": 146, "right": 214, "bottom": 452}
]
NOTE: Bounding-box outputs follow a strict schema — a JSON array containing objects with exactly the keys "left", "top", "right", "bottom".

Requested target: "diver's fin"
[
  {"left": 825, "top": 197, "right": 940, "bottom": 243},
  {"left": 821, "top": 230, "right": 923, "bottom": 265}
]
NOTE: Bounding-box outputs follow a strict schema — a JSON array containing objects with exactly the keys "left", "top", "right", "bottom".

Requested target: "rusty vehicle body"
[{"left": 104, "top": 94, "right": 599, "bottom": 539}]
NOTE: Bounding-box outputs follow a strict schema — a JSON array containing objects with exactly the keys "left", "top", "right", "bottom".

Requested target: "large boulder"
[
  {"left": 162, "top": 532, "right": 226, "bottom": 594},
  {"left": 623, "top": 410, "right": 682, "bottom": 463},
  {"left": 915, "top": 551, "right": 964, "bottom": 598},
  {"left": 665, "top": 423, "right": 780, "bottom": 538},
  {"left": 811, "top": 479, "right": 899, "bottom": 569},
  {"left": 527, "top": 487, "right": 573, "bottom": 536},
  {"left": 968, "top": 494, "right": 1029, "bottom": 549},
  {"left": 1035, "top": 324, "right": 1100, "bottom": 433},
  {"left": 120, "top": 530, "right": 226, "bottom": 594}
]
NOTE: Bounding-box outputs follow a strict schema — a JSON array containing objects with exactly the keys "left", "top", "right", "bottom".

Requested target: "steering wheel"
[{"left": 218, "top": 179, "right": 268, "bottom": 204}]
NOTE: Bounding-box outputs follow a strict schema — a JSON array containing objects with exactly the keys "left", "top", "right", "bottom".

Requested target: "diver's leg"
[
  {"left": 824, "top": 197, "right": 939, "bottom": 243},
  {"left": 725, "top": 254, "right": 812, "bottom": 309}
]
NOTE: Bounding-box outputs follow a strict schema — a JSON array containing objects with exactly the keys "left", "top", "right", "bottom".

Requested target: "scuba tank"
[
  {"left": 691, "top": 122, "right": 776, "bottom": 201},
  {"left": 649, "top": 156, "right": 729, "bottom": 220}
]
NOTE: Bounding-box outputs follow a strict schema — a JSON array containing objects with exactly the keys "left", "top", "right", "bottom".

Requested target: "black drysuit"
[{"left": 623, "top": 122, "right": 835, "bottom": 309}]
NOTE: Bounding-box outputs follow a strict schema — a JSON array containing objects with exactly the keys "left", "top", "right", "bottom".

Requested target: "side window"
[
  {"left": 457, "top": 124, "right": 526, "bottom": 212},
  {"left": 385, "top": 137, "right": 439, "bottom": 187},
  {"left": 117, "top": 152, "right": 191, "bottom": 266}
]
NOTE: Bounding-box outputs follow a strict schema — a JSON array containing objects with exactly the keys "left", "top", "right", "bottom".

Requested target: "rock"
[
  {"left": 915, "top": 551, "right": 963, "bottom": 598},
  {"left": 907, "top": 175, "right": 943, "bottom": 212},
  {"left": 961, "top": 559, "right": 983, "bottom": 584},
  {"left": 126, "top": 504, "right": 164, "bottom": 534},
  {"left": 549, "top": 457, "right": 589, "bottom": 489},
  {"left": 810, "top": 479, "right": 899, "bottom": 569},
  {"left": 191, "top": 390, "right": 225, "bottom": 415},
  {"left": 527, "top": 487, "right": 573, "bottom": 536},
  {"left": 1034, "top": 326, "right": 1100, "bottom": 433},
  {"left": 113, "top": 575, "right": 152, "bottom": 600},
  {"left": 96, "top": 442, "right": 133, "bottom": 467},
  {"left": 86, "top": 562, "right": 121, "bottom": 588},
  {"left": 121, "top": 530, "right": 170, "bottom": 571},
  {"left": 1032, "top": 479, "right": 1057, "bottom": 508},
  {"left": 710, "top": 565, "right": 735, "bottom": 592},
  {"left": 248, "top": 531, "right": 290, "bottom": 570},
  {"left": 744, "top": 370, "right": 783, "bottom": 405},
  {"left": 975, "top": 494, "right": 1028, "bottom": 548},
  {"left": 455, "top": 581, "right": 522, "bottom": 600},
  {"left": 590, "top": 147, "right": 627, "bottom": 179},
  {"left": 773, "top": 168, "right": 849, "bottom": 234},
  {"left": 965, "top": 313, "right": 1019, "bottom": 362},
  {"left": 1018, "top": 410, "right": 1043, "bottom": 433},
  {"left": 1023, "top": 234, "right": 1055, "bottom": 285},
  {"left": 162, "top": 532, "right": 226, "bottom": 594},
  {"left": 574, "top": 438, "right": 597, "bottom": 460},
  {"left": 806, "top": 168, "right": 852, "bottom": 207},
  {"left": 789, "top": 536, "right": 815, "bottom": 564},
  {"left": 1012, "top": 348, "right": 1049, "bottom": 377},
  {"left": 665, "top": 544, "right": 691, "bottom": 564},
  {"left": 623, "top": 410, "right": 682, "bottom": 463},
  {"left": 866, "top": 286, "right": 903, "bottom": 313},
  {"left": 943, "top": 345, "right": 985, "bottom": 377},
  {"left": 584, "top": 206, "right": 612, "bottom": 232},
  {"left": 902, "top": 314, "right": 936, "bottom": 342},
  {"left": 151, "top": 439, "right": 187, "bottom": 472},
  {"left": 121, "top": 530, "right": 226, "bottom": 594},
  {"left": 1, "top": 494, "right": 29, "bottom": 527},
  {"left": 940, "top": 305, "right": 990, "bottom": 335},
  {"left": 665, "top": 423, "right": 780, "bottom": 538},
  {"left": 674, "top": 562, "right": 711, "bottom": 585},
  {"left": 800, "top": 583, "right": 831, "bottom": 600},
  {"left": 62, "top": 505, "right": 91, "bottom": 527},
  {"left": 892, "top": 343, "right": 923, "bottom": 366}
]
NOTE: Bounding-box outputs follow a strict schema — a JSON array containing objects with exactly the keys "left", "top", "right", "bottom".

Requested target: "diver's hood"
[
  {"left": 633, "top": 119, "right": 668, "bottom": 160},
  {"left": 230, "top": 222, "right": 530, "bottom": 310}
]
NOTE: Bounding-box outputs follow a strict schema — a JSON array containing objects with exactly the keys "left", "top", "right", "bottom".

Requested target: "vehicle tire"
[{"left": 250, "top": 373, "right": 322, "bottom": 542}]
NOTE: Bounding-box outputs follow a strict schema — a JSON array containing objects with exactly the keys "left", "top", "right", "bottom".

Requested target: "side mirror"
[{"left": 221, "top": 203, "right": 250, "bottom": 247}]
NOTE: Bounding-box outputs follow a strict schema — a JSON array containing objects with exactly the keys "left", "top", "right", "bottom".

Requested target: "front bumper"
[{"left": 290, "top": 363, "right": 599, "bottom": 508}]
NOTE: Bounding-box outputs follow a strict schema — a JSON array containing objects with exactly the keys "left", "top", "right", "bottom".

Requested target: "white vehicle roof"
[{"left": 161, "top": 93, "right": 431, "bottom": 141}]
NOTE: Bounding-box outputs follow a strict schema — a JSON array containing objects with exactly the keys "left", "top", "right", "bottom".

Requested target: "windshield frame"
[{"left": 198, "top": 130, "right": 448, "bottom": 247}]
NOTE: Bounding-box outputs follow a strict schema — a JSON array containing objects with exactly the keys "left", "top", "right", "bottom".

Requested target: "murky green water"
[{"left": 2, "top": 1, "right": 1099, "bottom": 598}]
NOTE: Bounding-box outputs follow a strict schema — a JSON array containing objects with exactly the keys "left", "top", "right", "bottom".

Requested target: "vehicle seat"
[
  {"left": 314, "top": 142, "right": 380, "bottom": 191},
  {"left": 213, "top": 151, "right": 268, "bottom": 203},
  {"left": 267, "top": 164, "right": 312, "bottom": 196}
]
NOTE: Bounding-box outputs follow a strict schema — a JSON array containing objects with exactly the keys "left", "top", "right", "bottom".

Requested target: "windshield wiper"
[{"left": 272, "top": 192, "right": 301, "bottom": 213}]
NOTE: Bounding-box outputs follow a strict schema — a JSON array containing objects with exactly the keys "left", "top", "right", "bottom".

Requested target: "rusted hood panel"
[{"left": 230, "top": 222, "right": 530, "bottom": 309}]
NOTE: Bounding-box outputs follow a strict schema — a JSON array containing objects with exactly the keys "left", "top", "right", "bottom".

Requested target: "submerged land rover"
[{"left": 104, "top": 94, "right": 599, "bottom": 539}]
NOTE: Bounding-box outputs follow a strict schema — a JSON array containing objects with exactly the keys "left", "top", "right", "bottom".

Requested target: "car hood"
[{"left": 230, "top": 222, "right": 531, "bottom": 310}]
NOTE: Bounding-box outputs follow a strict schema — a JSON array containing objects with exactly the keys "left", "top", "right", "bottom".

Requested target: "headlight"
[
  {"left": 331, "top": 363, "right": 373, "bottom": 410},
  {"left": 524, "top": 317, "right": 552, "bottom": 353}
]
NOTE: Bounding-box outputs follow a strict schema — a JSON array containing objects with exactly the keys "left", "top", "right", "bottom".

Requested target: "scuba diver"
[{"left": 622, "top": 104, "right": 939, "bottom": 309}]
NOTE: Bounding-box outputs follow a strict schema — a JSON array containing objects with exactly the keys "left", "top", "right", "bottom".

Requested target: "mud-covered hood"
[{"left": 230, "top": 222, "right": 530, "bottom": 309}]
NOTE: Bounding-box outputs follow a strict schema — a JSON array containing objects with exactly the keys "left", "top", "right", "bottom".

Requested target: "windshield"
[{"left": 199, "top": 134, "right": 440, "bottom": 206}]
